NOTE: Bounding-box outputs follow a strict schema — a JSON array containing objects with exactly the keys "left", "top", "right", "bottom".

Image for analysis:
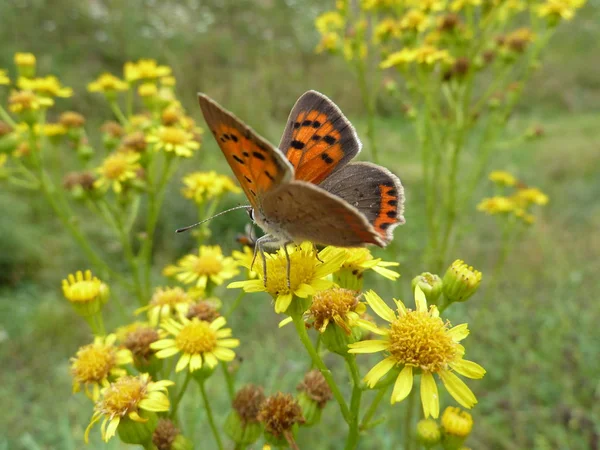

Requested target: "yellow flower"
[
  {"left": 124, "top": 59, "right": 172, "bottom": 82},
  {"left": 43, "top": 123, "right": 67, "bottom": 137},
  {"left": 151, "top": 316, "right": 239, "bottom": 372},
  {"left": 229, "top": 242, "right": 346, "bottom": 314},
  {"left": 441, "top": 406, "right": 473, "bottom": 436},
  {"left": 514, "top": 208, "right": 535, "bottom": 224},
  {"left": 59, "top": 111, "right": 86, "bottom": 128},
  {"left": 8, "top": 90, "right": 54, "bottom": 113},
  {"left": 476, "top": 196, "right": 514, "bottom": 214},
  {"left": 450, "top": 0, "right": 481, "bottom": 10},
  {"left": 361, "top": 0, "right": 400, "bottom": 10},
  {"left": 164, "top": 245, "right": 239, "bottom": 289},
  {"left": 535, "top": 0, "right": 581, "bottom": 21},
  {"left": 399, "top": 10, "right": 431, "bottom": 32},
  {"left": 147, "top": 126, "right": 200, "bottom": 158},
  {"left": 348, "top": 288, "right": 485, "bottom": 418},
  {"left": 316, "top": 32, "right": 341, "bottom": 54},
  {"left": 85, "top": 374, "right": 173, "bottom": 443},
  {"left": 307, "top": 288, "right": 366, "bottom": 334},
  {"left": 70, "top": 334, "right": 133, "bottom": 401},
  {"left": 381, "top": 46, "right": 454, "bottom": 68},
  {"left": 442, "top": 259, "right": 482, "bottom": 303},
  {"left": 488, "top": 170, "right": 516, "bottom": 186},
  {"left": 135, "top": 286, "right": 195, "bottom": 326},
  {"left": 315, "top": 11, "right": 345, "bottom": 34},
  {"left": 232, "top": 246, "right": 259, "bottom": 279},
  {"left": 514, "top": 187, "right": 549, "bottom": 206},
  {"left": 94, "top": 151, "right": 141, "bottom": 193},
  {"left": 62, "top": 270, "right": 110, "bottom": 316},
  {"left": 406, "top": 0, "right": 447, "bottom": 11},
  {"left": 88, "top": 73, "right": 128, "bottom": 93},
  {"left": 161, "top": 75, "right": 177, "bottom": 87},
  {"left": 14, "top": 52, "right": 36, "bottom": 67},
  {"left": 0, "top": 69, "right": 10, "bottom": 85},
  {"left": 504, "top": 27, "right": 535, "bottom": 53},
  {"left": 138, "top": 82, "right": 158, "bottom": 98},
  {"left": 18, "top": 75, "right": 73, "bottom": 98},
  {"left": 374, "top": 19, "right": 401, "bottom": 43},
  {"left": 181, "top": 170, "right": 241, "bottom": 204}
]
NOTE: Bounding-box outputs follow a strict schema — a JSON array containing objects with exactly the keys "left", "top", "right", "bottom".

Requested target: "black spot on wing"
[
  {"left": 233, "top": 155, "right": 244, "bottom": 164},
  {"left": 323, "top": 135, "right": 337, "bottom": 145},
  {"left": 291, "top": 140, "right": 305, "bottom": 149},
  {"left": 321, "top": 153, "right": 334, "bottom": 164},
  {"left": 264, "top": 171, "right": 275, "bottom": 181},
  {"left": 252, "top": 152, "right": 266, "bottom": 160}
]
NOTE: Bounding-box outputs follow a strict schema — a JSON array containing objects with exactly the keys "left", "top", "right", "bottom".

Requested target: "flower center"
[
  {"left": 72, "top": 345, "right": 116, "bottom": 382},
  {"left": 175, "top": 320, "right": 217, "bottom": 354},
  {"left": 159, "top": 127, "right": 187, "bottom": 145},
  {"left": 100, "top": 376, "right": 147, "bottom": 416},
  {"left": 68, "top": 281, "right": 100, "bottom": 303},
  {"left": 264, "top": 250, "right": 317, "bottom": 296},
  {"left": 388, "top": 310, "right": 457, "bottom": 373},
  {"left": 152, "top": 287, "right": 189, "bottom": 306},
  {"left": 103, "top": 156, "right": 128, "bottom": 179},
  {"left": 193, "top": 255, "right": 223, "bottom": 276},
  {"left": 309, "top": 288, "right": 358, "bottom": 332}
]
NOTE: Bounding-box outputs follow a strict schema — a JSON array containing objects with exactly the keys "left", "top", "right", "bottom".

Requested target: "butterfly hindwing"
[
  {"left": 278, "top": 90, "right": 361, "bottom": 185},
  {"left": 318, "top": 162, "right": 405, "bottom": 244},
  {"left": 198, "top": 94, "right": 293, "bottom": 208}
]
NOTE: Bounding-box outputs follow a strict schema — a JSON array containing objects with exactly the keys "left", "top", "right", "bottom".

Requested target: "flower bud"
[
  {"left": 411, "top": 272, "right": 443, "bottom": 305},
  {"left": 321, "top": 322, "right": 362, "bottom": 355},
  {"left": 117, "top": 410, "right": 157, "bottom": 445},
  {"left": 296, "top": 370, "right": 332, "bottom": 425},
  {"left": 441, "top": 407, "right": 473, "bottom": 450},
  {"left": 442, "top": 260, "right": 482, "bottom": 303},
  {"left": 258, "top": 393, "right": 304, "bottom": 444},
  {"left": 416, "top": 419, "right": 441, "bottom": 448},
  {"left": 224, "top": 384, "right": 265, "bottom": 445}
]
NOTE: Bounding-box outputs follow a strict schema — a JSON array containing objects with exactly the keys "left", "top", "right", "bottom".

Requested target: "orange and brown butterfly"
[{"left": 198, "top": 91, "right": 405, "bottom": 275}]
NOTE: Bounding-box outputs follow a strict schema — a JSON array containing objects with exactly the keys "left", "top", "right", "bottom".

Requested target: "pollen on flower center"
[
  {"left": 194, "top": 255, "right": 223, "bottom": 275},
  {"left": 175, "top": 320, "right": 218, "bottom": 354},
  {"left": 388, "top": 311, "right": 457, "bottom": 373},
  {"left": 309, "top": 288, "right": 360, "bottom": 333},
  {"left": 159, "top": 127, "right": 187, "bottom": 145},
  {"left": 99, "top": 376, "right": 147, "bottom": 416},
  {"left": 71, "top": 345, "right": 116, "bottom": 382},
  {"left": 265, "top": 251, "right": 316, "bottom": 295},
  {"left": 103, "top": 158, "right": 128, "bottom": 179}
]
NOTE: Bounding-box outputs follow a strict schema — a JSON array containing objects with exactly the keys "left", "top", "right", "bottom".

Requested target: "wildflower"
[
  {"left": 59, "top": 111, "right": 86, "bottom": 128},
  {"left": 147, "top": 126, "right": 200, "bottom": 158},
  {"left": 381, "top": 46, "right": 454, "bottom": 69},
  {"left": 151, "top": 316, "right": 240, "bottom": 373},
  {"left": 416, "top": 419, "right": 441, "bottom": 447},
  {"left": 399, "top": 10, "right": 430, "bottom": 32},
  {"left": 442, "top": 260, "right": 482, "bottom": 303},
  {"left": 297, "top": 370, "right": 333, "bottom": 425},
  {"left": 85, "top": 374, "right": 173, "bottom": 443},
  {"left": 316, "top": 32, "right": 341, "bottom": 54},
  {"left": 101, "top": 121, "right": 125, "bottom": 138},
  {"left": 258, "top": 393, "right": 304, "bottom": 442},
  {"left": 407, "top": 0, "right": 447, "bottom": 12},
  {"left": 181, "top": 170, "right": 241, "bottom": 204},
  {"left": 88, "top": 73, "right": 128, "bottom": 94},
  {"left": 121, "top": 130, "right": 147, "bottom": 153},
  {"left": 477, "top": 196, "right": 514, "bottom": 214},
  {"left": 115, "top": 321, "right": 152, "bottom": 342},
  {"left": 514, "top": 187, "right": 549, "bottom": 206},
  {"left": 62, "top": 270, "right": 109, "bottom": 317},
  {"left": 161, "top": 105, "right": 183, "bottom": 126},
  {"left": 136, "top": 286, "right": 195, "bottom": 326},
  {"left": 124, "top": 59, "right": 172, "bottom": 82},
  {"left": 489, "top": 170, "right": 516, "bottom": 187},
  {"left": 0, "top": 70, "right": 9, "bottom": 85},
  {"left": 441, "top": 406, "right": 473, "bottom": 449},
  {"left": 123, "top": 326, "right": 160, "bottom": 368},
  {"left": 348, "top": 288, "right": 486, "bottom": 418},
  {"left": 225, "top": 384, "right": 265, "bottom": 445},
  {"left": 160, "top": 76, "right": 177, "bottom": 87},
  {"left": 138, "top": 82, "right": 158, "bottom": 98},
  {"left": 438, "top": 13, "right": 461, "bottom": 32},
  {"left": 14, "top": 52, "right": 36, "bottom": 78},
  {"left": 152, "top": 419, "right": 193, "bottom": 450},
  {"left": 374, "top": 19, "right": 400, "bottom": 43},
  {"left": 535, "top": 0, "right": 583, "bottom": 23},
  {"left": 411, "top": 272, "right": 443, "bottom": 304},
  {"left": 187, "top": 301, "right": 221, "bottom": 323},
  {"left": 18, "top": 75, "right": 73, "bottom": 98},
  {"left": 164, "top": 245, "right": 239, "bottom": 289},
  {"left": 229, "top": 242, "right": 346, "bottom": 314},
  {"left": 450, "top": 0, "right": 481, "bottom": 10},
  {"left": 8, "top": 90, "right": 53, "bottom": 114},
  {"left": 307, "top": 288, "right": 365, "bottom": 334},
  {"left": 128, "top": 114, "right": 153, "bottom": 131},
  {"left": 63, "top": 171, "right": 96, "bottom": 195},
  {"left": 94, "top": 151, "right": 141, "bottom": 193},
  {"left": 514, "top": 208, "right": 535, "bottom": 225},
  {"left": 505, "top": 28, "right": 534, "bottom": 53},
  {"left": 70, "top": 334, "right": 132, "bottom": 401},
  {"left": 315, "top": 11, "right": 345, "bottom": 34},
  {"left": 43, "top": 123, "right": 67, "bottom": 138}
]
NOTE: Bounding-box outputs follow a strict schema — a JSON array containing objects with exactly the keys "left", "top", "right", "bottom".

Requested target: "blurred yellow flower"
[
  {"left": 88, "top": 73, "right": 128, "bottom": 93},
  {"left": 407, "top": 0, "right": 447, "bottom": 11},
  {"left": 18, "top": 75, "right": 73, "bottom": 98},
  {"left": 477, "top": 196, "right": 514, "bottom": 214},
  {"left": 450, "top": 0, "right": 481, "bottom": 10},
  {"left": 229, "top": 242, "right": 346, "bottom": 314},
  {"left": 514, "top": 208, "right": 535, "bottom": 224},
  {"left": 374, "top": 19, "right": 401, "bottom": 43},
  {"left": 43, "top": 123, "right": 67, "bottom": 137},
  {"left": 488, "top": 170, "right": 516, "bottom": 186},
  {"left": 8, "top": 90, "right": 54, "bottom": 113},
  {"left": 151, "top": 316, "right": 239, "bottom": 372},
  {"left": 94, "top": 151, "right": 141, "bottom": 193},
  {"left": 349, "top": 288, "right": 485, "bottom": 418},
  {"left": 0, "top": 70, "right": 9, "bottom": 85},
  {"left": 361, "top": 0, "right": 400, "bottom": 10},
  {"left": 85, "top": 374, "right": 173, "bottom": 443},
  {"left": 160, "top": 75, "right": 177, "bottom": 87},
  {"left": 441, "top": 406, "right": 473, "bottom": 437},
  {"left": 164, "top": 245, "right": 239, "bottom": 289},
  {"left": 59, "top": 111, "right": 86, "bottom": 128},
  {"left": 124, "top": 59, "right": 172, "bottom": 82},
  {"left": 536, "top": 0, "right": 584, "bottom": 21},
  {"left": 135, "top": 286, "right": 195, "bottom": 326},
  {"left": 62, "top": 269, "right": 110, "bottom": 316},
  {"left": 147, "top": 126, "right": 200, "bottom": 158},
  {"left": 70, "top": 334, "right": 133, "bottom": 401},
  {"left": 138, "top": 82, "right": 158, "bottom": 98},
  {"left": 381, "top": 46, "right": 454, "bottom": 68},
  {"left": 14, "top": 52, "right": 36, "bottom": 67},
  {"left": 504, "top": 27, "right": 535, "bottom": 53},
  {"left": 316, "top": 32, "right": 341, "bottom": 54},
  {"left": 399, "top": 10, "right": 431, "bottom": 32},
  {"left": 514, "top": 187, "right": 549, "bottom": 206},
  {"left": 181, "top": 170, "right": 241, "bottom": 204},
  {"left": 315, "top": 11, "right": 345, "bottom": 34}
]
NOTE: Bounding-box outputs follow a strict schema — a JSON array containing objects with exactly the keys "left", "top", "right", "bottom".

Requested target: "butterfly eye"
[{"left": 246, "top": 207, "right": 255, "bottom": 222}]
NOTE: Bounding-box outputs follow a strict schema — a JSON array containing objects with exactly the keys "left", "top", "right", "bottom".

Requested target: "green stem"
[
  {"left": 199, "top": 379, "right": 224, "bottom": 450},
  {"left": 221, "top": 361, "right": 235, "bottom": 402},
  {"left": 225, "top": 291, "right": 245, "bottom": 318},
  {"left": 344, "top": 355, "right": 363, "bottom": 450},
  {"left": 170, "top": 371, "right": 192, "bottom": 420},
  {"left": 355, "top": 60, "right": 379, "bottom": 163},
  {"left": 404, "top": 388, "right": 417, "bottom": 450},
  {"left": 360, "top": 385, "right": 390, "bottom": 430},
  {"left": 108, "top": 100, "right": 128, "bottom": 126},
  {"left": 291, "top": 315, "right": 351, "bottom": 423},
  {"left": 0, "top": 104, "right": 17, "bottom": 127}
]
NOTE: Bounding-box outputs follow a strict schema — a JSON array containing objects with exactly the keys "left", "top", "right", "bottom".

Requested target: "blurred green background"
[{"left": 1, "top": 0, "right": 599, "bottom": 449}]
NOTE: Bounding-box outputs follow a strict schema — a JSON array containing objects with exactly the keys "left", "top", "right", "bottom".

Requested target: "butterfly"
[{"left": 198, "top": 90, "right": 405, "bottom": 282}]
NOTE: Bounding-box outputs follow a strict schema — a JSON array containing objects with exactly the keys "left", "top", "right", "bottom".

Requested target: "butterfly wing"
[
  {"left": 261, "top": 181, "right": 384, "bottom": 247},
  {"left": 198, "top": 93, "right": 293, "bottom": 208},
  {"left": 278, "top": 90, "right": 361, "bottom": 185},
  {"left": 318, "top": 162, "right": 405, "bottom": 244}
]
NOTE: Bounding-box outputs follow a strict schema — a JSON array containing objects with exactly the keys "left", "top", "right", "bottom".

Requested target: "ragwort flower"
[
  {"left": 135, "top": 286, "right": 195, "bottom": 326},
  {"left": 62, "top": 270, "right": 109, "bottom": 316},
  {"left": 348, "top": 287, "right": 485, "bottom": 418},
  {"left": 88, "top": 73, "right": 128, "bottom": 94},
  {"left": 488, "top": 170, "right": 516, "bottom": 187},
  {"left": 124, "top": 59, "right": 172, "bottom": 82},
  {"left": 181, "top": 170, "right": 241, "bottom": 204},
  {"left": 151, "top": 316, "right": 239, "bottom": 372},
  {"left": 0, "top": 69, "right": 9, "bottom": 85},
  {"left": 147, "top": 126, "right": 200, "bottom": 158},
  {"left": 94, "top": 151, "right": 141, "bottom": 193},
  {"left": 18, "top": 75, "right": 73, "bottom": 98}
]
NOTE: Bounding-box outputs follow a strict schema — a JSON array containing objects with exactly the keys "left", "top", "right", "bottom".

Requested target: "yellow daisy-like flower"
[
  {"left": 399, "top": 9, "right": 430, "bottom": 32},
  {"left": 307, "top": 288, "right": 366, "bottom": 334},
  {"left": 8, "top": 90, "right": 54, "bottom": 113},
  {"left": 62, "top": 270, "right": 110, "bottom": 316},
  {"left": 163, "top": 245, "right": 239, "bottom": 289},
  {"left": 450, "top": 0, "right": 481, "bottom": 10},
  {"left": 147, "top": 126, "right": 200, "bottom": 158},
  {"left": 476, "top": 196, "right": 514, "bottom": 214},
  {"left": 488, "top": 170, "right": 516, "bottom": 187},
  {"left": 70, "top": 334, "right": 133, "bottom": 401},
  {"left": 315, "top": 11, "right": 345, "bottom": 34},
  {"left": 441, "top": 406, "right": 473, "bottom": 437},
  {"left": 124, "top": 59, "right": 172, "bottom": 82},
  {"left": 0, "top": 69, "right": 10, "bottom": 85},
  {"left": 18, "top": 75, "right": 73, "bottom": 98},
  {"left": 14, "top": 52, "right": 36, "bottom": 68},
  {"left": 85, "top": 373, "right": 173, "bottom": 443},
  {"left": 94, "top": 151, "right": 141, "bottom": 194},
  {"left": 150, "top": 316, "right": 240, "bottom": 372},
  {"left": 316, "top": 32, "right": 341, "bottom": 54},
  {"left": 138, "top": 82, "right": 158, "bottom": 98},
  {"left": 535, "top": 0, "right": 583, "bottom": 21},
  {"left": 135, "top": 286, "right": 195, "bottom": 326},
  {"left": 406, "top": 0, "right": 447, "bottom": 12},
  {"left": 381, "top": 46, "right": 454, "bottom": 69},
  {"left": 334, "top": 247, "right": 399, "bottom": 280},
  {"left": 88, "top": 73, "right": 128, "bottom": 93},
  {"left": 514, "top": 187, "right": 549, "bottom": 206},
  {"left": 232, "top": 245, "right": 259, "bottom": 279},
  {"left": 229, "top": 242, "right": 346, "bottom": 314},
  {"left": 181, "top": 170, "right": 241, "bottom": 204},
  {"left": 43, "top": 123, "right": 67, "bottom": 137},
  {"left": 348, "top": 287, "right": 486, "bottom": 418}
]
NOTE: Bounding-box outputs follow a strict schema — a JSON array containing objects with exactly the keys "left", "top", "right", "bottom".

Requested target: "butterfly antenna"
[{"left": 176, "top": 205, "right": 252, "bottom": 233}]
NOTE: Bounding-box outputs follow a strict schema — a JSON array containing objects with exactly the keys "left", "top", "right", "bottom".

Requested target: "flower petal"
[
  {"left": 213, "top": 347, "right": 236, "bottom": 362},
  {"left": 439, "top": 370, "right": 478, "bottom": 409},
  {"left": 104, "top": 417, "right": 120, "bottom": 442},
  {"left": 274, "top": 293, "right": 293, "bottom": 314},
  {"left": 217, "top": 338, "right": 240, "bottom": 348},
  {"left": 420, "top": 372, "right": 439, "bottom": 419},
  {"left": 278, "top": 317, "right": 293, "bottom": 328},
  {"left": 449, "top": 359, "right": 486, "bottom": 379},
  {"left": 347, "top": 339, "right": 390, "bottom": 354},
  {"left": 175, "top": 353, "right": 191, "bottom": 372},
  {"left": 150, "top": 339, "right": 176, "bottom": 350},
  {"left": 210, "top": 316, "right": 226, "bottom": 330},
  {"left": 414, "top": 285, "right": 427, "bottom": 312},
  {"left": 364, "top": 356, "right": 396, "bottom": 388},
  {"left": 447, "top": 323, "right": 470, "bottom": 342},
  {"left": 364, "top": 290, "right": 396, "bottom": 323},
  {"left": 355, "top": 318, "right": 389, "bottom": 336},
  {"left": 155, "top": 346, "right": 180, "bottom": 359},
  {"left": 391, "top": 366, "right": 413, "bottom": 404}
]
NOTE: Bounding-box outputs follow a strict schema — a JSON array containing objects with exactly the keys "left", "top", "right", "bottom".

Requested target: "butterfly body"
[{"left": 198, "top": 91, "right": 405, "bottom": 265}]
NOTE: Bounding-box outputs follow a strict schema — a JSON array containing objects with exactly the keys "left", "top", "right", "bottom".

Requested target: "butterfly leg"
[
  {"left": 252, "top": 235, "right": 279, "bottom": 287},
  {"left": 282, "top": 242, "right": 294, "bottom": 289},
  {"left": 312, "top": 242, "right": 324, "bottom": 263}
]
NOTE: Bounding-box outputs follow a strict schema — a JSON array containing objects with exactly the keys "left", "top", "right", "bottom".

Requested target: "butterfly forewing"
[
  {"left": 198, "top": 94, "right": 292, "bottom": 208},
  {"left": 278, "top": 90, "right": 361, "bottom": 185},
  {"left": 318, "top": 162, "right": 405, "bottom": 244}
]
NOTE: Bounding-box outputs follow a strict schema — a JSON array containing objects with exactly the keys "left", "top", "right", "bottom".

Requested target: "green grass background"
[{"left": 1, "top": 0, "right": 599, "bottom": 449}]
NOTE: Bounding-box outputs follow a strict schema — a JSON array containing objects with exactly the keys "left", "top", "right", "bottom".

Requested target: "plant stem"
[
  {"left": 225, "top": 291, "right": 245, "bottom": 318},
  {"left": 360, "top": 384, "right": 390, "bottom": 430},
  {"left": 344, "top": 355, "right": 363, "bottom": 450},
  {"left": 199, "top": 379, "right": 224, "bottom": 450},
  {"left": 291, "top": 315, "right": 351, "bottom": 423},
  {"left": 221, "top": 361, "right": 236, "bottom": 402},
  {"left": 170, "top": 371, "right": 192, "bottom": 420},
  {"left": 404, "top": 388, "right": 417, "bottom": 450}
]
